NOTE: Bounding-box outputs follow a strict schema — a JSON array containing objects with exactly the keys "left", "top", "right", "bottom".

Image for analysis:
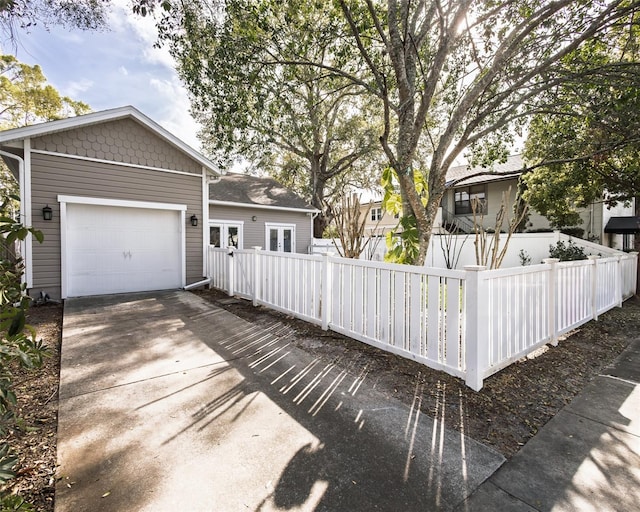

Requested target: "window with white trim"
[{"left": 371, "top": 207, "right": 383, "bottom": 221}]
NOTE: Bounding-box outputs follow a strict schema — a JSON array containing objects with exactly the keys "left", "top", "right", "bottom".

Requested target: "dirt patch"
[
  {"left": 194, "top": 289, "right": 639, "bottom": 458},
  {"left": 4, "top": 291, "right": 639, "bottom": 510}
]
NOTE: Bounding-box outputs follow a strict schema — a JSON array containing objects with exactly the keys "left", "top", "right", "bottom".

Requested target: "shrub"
[
  {"left": 560, "top": 227, "right": 585, "bottom": 238},
  {"left": 0, "top": 198, "right": 47, "bottom": 509},
  {"left": 548, "top": 239, "right": 587, "bottom": 261},
  {"left": 519, "top": 249, "right": 532, "bottom": 266}
]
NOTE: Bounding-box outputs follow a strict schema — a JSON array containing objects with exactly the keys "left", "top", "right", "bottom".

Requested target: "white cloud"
[
  {"left": 10, "top": 2, "right": 203, "bottom": 151},
  {"left": 148, "top": 77, "right": 201, "bottom": 150},
  {"left": 65, "top": 78, "right": 94, "bottom": 97},
  {"left": 108, "top": 1, "right": 175, "bottom": 70}
]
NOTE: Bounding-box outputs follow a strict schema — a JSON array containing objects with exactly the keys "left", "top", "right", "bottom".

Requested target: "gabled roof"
[
  {"left": 209, "top": 174, "right": 318, "bottom": 212},
  {"left": 0, "top": 105, "right": 220, "bottom": 175},
  {"left": 446, "top": 154, "right": 523, "bottom": 187}
]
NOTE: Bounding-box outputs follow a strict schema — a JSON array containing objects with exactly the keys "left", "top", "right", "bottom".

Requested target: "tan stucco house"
[{"left": 0, "top": 106, "right": 219, "bottom": 299}]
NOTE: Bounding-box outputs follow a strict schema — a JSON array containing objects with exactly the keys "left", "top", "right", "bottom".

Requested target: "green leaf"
[
  {"left": 8, "top": 310, "right": 25, "bottom": 337},
  {"left": 0, "top": 443, "right": 17, "bottom": 484}
]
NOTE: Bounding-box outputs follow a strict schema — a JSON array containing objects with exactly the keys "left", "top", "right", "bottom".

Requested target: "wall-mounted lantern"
[
  {"left": 190, "top": 214, "right": 198, "bottom": 227},
  {"left": 251, "top": 215, "right": 257, "bottom": 222},
  {"left": 42, "top": 205, "right": 53, "bottom": 221}
]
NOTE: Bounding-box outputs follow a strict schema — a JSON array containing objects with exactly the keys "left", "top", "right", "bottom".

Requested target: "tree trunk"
[
  {"left": 313, "top": 213, "right": 328, "bottom": 239},
  {"left": 309, "top": 158, "right": 329, "bottom": 238}
]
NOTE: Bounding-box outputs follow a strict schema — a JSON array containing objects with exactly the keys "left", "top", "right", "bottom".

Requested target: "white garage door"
[{"left": 65, "top": 203, "right": 183, "bottom": 297}]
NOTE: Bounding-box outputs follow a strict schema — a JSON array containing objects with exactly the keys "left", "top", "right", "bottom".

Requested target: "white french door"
[
  {"left": 266, "top": 223, "right": 295, "bottom": 253},
  {"left": 209, "top": 221, "right": 243, "bottom": 249}
]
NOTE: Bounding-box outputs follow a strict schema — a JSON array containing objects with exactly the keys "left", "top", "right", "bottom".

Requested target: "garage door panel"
[{"left": 65, "top": 203, "right": 183, "bottom": 297}]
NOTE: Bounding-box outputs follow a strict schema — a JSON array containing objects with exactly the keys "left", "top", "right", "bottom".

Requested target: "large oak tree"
[
  {"left": 154, "top": 0, "right": 384, "bottom": 236},
  {"left": 333, "top": 0, "right": 640, "bottom": 263},
  {"left": 146, "top": 0, "right": 640, "bottom": 262}
]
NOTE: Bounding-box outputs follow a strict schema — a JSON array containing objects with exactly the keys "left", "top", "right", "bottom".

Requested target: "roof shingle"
[
  {"left": 446, "top": 154, "right": 524, "bottom": 187},
  {"left": 209, "top": 174, "right": 316, "bottom": 211}
]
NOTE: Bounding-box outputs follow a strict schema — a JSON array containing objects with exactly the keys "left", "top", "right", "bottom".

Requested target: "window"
[
  {"left": 209, "top": 221, "right": 243, "bottom": 249},
  {"left": 371, "top": 207, "right": 383, "bottom": 221},
  {"left": 265, "top": 223, "right": 295, "bottom": 253},
  {"left": 454, "top": 185, "right": 486, "bottom": 215}
]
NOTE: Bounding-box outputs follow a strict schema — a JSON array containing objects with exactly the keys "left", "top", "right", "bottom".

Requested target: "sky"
[{"left": 4, "top": 0, "right": 202, "bottom": 150}]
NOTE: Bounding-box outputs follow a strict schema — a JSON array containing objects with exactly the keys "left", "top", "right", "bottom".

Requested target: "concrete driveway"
[{"left": 56, "top": 291, "right": 504, "bottom": 511}]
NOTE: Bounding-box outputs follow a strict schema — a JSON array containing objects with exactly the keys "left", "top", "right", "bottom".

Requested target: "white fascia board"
[
  {"left": 209, "top": 199, "right": 320, "bottom": 214},
  {"left": 0, "top": 105, "right": 221, "bottom": 176},
  {"left": 57, "top": 195, "right": 187, "bottom": 211}
]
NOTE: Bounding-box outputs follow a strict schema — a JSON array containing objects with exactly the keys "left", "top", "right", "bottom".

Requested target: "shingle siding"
[
  {"left": 30, "top": 152, "right": 204, "bottom": 299},
  {"left": 209, "top": 204, "right": 313, "bottom": 253},
  {"left": 31, "top": 118, "right": 202, "bottom": 174}
]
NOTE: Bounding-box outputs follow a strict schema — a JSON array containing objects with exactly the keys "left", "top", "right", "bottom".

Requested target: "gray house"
[
  {"left": 0, "top": 106, "right": 219, "bottom": 299},
  {"left": 442, "top": 154, "right": 637, "bottom": 249},
  {"left": 209, "top": 174, "right": 318, "bottom": 253}
]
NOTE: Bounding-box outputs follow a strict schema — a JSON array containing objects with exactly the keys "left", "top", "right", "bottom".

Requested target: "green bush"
[
  {"left": 0, "top": 198, "right": 47, "bottom": 508},
  {"left": 560, "top": 227, "right": 585, "bottom": 238},
  {"left": 548, "top": 239, "right": 588, "bottom": 261}
]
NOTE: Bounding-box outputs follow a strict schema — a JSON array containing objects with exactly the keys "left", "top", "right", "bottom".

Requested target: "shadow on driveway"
[{"left": 56, "top": 291, "right": 504, "bottom": 512}]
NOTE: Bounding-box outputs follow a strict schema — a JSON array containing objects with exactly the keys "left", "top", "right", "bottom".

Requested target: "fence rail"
[{"left": 209, "top": 247, "right": 637, "bottom": 390}]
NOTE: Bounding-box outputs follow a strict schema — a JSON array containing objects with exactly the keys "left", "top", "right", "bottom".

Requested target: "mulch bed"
[
  {"left": 3, "top": 292, "right": 639, "bottom": 511},
  {"left": 1, "top": 303, "right": 62, "bottom": 511}
]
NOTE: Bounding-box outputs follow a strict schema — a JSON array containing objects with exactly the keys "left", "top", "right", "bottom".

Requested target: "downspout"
[
  {"left": 0, "top": 149, "right": 28, "bottom": 287},
  {"left": 205, "top": 174, "right": 221, "bottom": 277},
  {"left": 184, "top": 277, "right": 211, "bottom": 291}
]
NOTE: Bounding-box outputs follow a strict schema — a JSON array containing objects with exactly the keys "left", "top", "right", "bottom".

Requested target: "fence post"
[
  {"left": 227, "top": 247, "right": 235, "bottom": 297},
  {"left": 587, "top": 255, "right": 599, "bottom": 320},
  {"left": 252, "top": 246, "right": 262, "bottom": 307},
  {"left": 630, "top": 252, "right": 639, "bottom": 296},
  {"left": 615, "top": 254, "right": 623, "bottom": 307},
  {"left": 543, "top": 258, "right": 560, "bottom": 346},
  {"left": 207, "top": 247, "right": 213, "bottom": 289},
  {"left": 464, "top": 265, "right": 487, "bottom": 391},
  {"left": 321, "top": 253, "right": 332, "bottom": 331}
]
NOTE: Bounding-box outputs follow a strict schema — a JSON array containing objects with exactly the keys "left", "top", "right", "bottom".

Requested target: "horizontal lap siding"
[
  {"left": 209, "top": 204, "right": 313, "bottom": 254},
  {"left": 30, "top": 152, "right": 204, "bottom": 298}
]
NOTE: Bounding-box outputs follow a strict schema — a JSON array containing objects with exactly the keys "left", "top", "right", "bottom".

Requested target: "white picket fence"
[{"left": 208, "top": 247, "right": 637, "bottom": 390}]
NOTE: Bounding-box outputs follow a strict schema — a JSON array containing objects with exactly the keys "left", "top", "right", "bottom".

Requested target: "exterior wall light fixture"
[
  {"left": 190, "top": 214, "right": 198, "bottom": 227},
  {"left": 42, "top": 205, "right": 53, "bottom": 221}
]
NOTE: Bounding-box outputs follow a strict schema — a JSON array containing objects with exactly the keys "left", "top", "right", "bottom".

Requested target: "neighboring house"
[
  {"left": 442, "top": 154, "right": 543, "bottom": 233},
  {"left": 359, "top": 201, "right": 400, "bottom": 238},
  {"left": 357, "top": 154, "right": 637, "bottom": 251},
  {"left": 360, "top": 200, "right": 445, "bottom": 238},
  {"left": 443, "top": 155, "right": 637, "bottom": 250},
  {"left": 209, "top": 174, "right": 318, "bottom": 254},
  {"left": 0, "top": 106, "right": 219, "bottom": 300}
]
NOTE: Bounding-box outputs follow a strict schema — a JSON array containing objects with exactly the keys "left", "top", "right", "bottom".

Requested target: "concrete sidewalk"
[
  {"left": 458, "top": 338, "right": 640, "bottom": 512},
  {"left": 55, "top": 291, "right": 504, "bottom": 512}
]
